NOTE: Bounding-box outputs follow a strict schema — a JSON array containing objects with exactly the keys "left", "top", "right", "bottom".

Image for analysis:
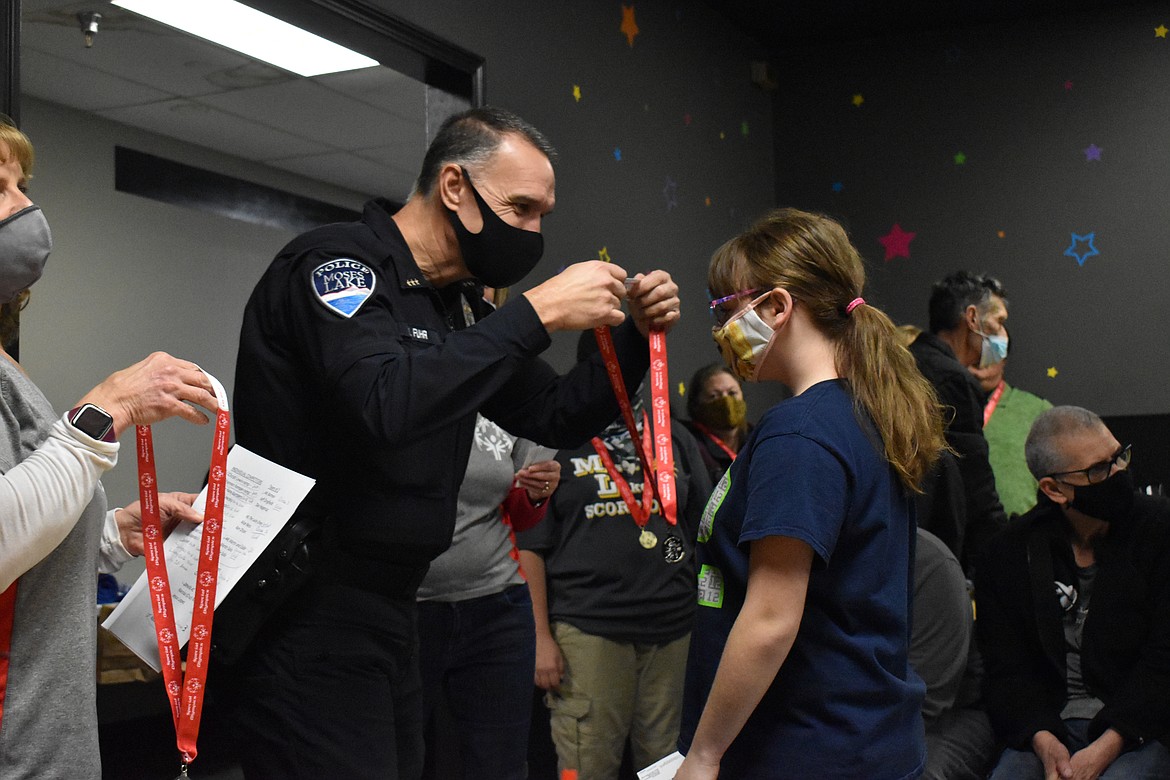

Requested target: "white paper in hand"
[
  {"left": 101, "top": 445, "right": 314, "bottom": 671},
  {"left": 638, "top": 751, "right": 685, "bottom": 779}
]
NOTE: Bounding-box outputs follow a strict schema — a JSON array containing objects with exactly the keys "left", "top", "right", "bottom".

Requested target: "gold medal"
[{"left": 639, "top": 529, "right": 658, "bottom": 549}]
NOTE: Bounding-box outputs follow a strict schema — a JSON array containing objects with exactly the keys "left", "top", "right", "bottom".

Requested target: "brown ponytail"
[{"left": 709, "top": 208, "right": 946, "bottom": 491}]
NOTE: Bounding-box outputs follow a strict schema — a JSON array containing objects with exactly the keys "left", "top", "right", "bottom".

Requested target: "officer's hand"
[
  {"left": 626, "top": 269, "right": 681, "bottom": 337},
  {"left": 523, "top": 261, "right": 627, "bottom": 332}
]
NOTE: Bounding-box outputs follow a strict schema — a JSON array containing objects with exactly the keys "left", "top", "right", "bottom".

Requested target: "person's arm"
[
  {"left": 519, "top": 548, "right": 564, "bottom": 691},
  {"left": 1067, "top": 728, "right": 1124, "bottom": 780},
  {"left": 974, "top": 533, "right": 1068, "bottom": 750},
  {"left": 0, "top": 352, "right": 217, "bottom": 590},
  {"left": 676, "top": 535, "right": 814, "bottom": 780},
  {"left": 505, "top": 459, "right": 561, "bottom": 533},
  {"left": 99, "top": 491, "right": 205, "bottom": 573},
  {"left": 0, "top": 418, "right": 117, "bottom": 590},
  {"left": 311, "top": 260, "right": 673, "bottom": 449}
]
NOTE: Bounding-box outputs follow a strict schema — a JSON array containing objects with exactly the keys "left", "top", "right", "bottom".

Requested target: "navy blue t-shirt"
[{"left": 679, "top": 380, "right": 926, "bottom": 779}]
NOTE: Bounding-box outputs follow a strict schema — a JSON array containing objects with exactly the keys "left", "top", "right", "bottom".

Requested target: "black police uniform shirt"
[{"left": 233, "top": 198, "right": 652, "bottom": 576}]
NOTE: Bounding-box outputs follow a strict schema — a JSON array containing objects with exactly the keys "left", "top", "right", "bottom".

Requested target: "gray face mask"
[{"left": 0, "top": 205, "right": 52, "bottom": 303}]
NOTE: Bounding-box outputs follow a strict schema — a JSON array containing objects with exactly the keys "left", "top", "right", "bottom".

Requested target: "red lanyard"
[
  {"left": 0, "top": 582, "right": 16, "bottom": 732},
  {"left": 983, "top": 379, "right": 1005, "bottom": 427},
  {"left": 137, "top": 371, "right": 230, "bottom": 770},
  {"left": 689, "top": 420, "right": 739, "bottom": 462},
  {"left": 593, "top": 326, "right": 677, "bottom": 528},
  {"left": 591, "top": 412, "right": 656, "bottom": 527}
]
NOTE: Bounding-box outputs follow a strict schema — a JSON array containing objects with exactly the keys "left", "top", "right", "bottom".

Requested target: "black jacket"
[
  {"left": 910, "top": 332, "right": 1007, "bottom": 574},
  {"left": 234, "top": 198, "right": 651, "bottom": 571},
  {"left": 975, "top": 494, "right": 1170, "bottom": 750}
]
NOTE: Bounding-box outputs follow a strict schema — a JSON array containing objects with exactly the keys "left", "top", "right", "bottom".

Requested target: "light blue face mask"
[{"left": 974, "top": 326, "right": 1009, "bottom": 368}]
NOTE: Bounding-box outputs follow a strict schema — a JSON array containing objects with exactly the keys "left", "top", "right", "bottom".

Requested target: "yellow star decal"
[
  {"left": 1047, "top": 367, "right": 1059, "bottom": 378},
  {"left": 852, "top": 93, "right": 864, "bottom": 107},
  {"left": 1155, "top": 24, "right": 1168, "bottom": 38},
  {"left": 621, "top": 5, "right": 640, "bottom": 47},
  {"left": 572, "top": 85, "right": 582, "bottom": 102},
  {"left": 678, "top": 382, "right": 686, "bottom": 396},
  {"left": 598, "top": 247, "right": 612, "bottom": 263}
]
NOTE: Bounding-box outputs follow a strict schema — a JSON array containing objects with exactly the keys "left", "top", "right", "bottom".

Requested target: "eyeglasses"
[
  {"left": 1046, "top": 444, "right": 1132, "bottom": 485},
  {"left": 709, "top": 288, "right": 762, "bottom": 327}
]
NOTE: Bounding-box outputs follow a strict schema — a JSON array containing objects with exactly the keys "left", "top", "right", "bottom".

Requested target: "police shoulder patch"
[{"left": 312, "top": 258, "right": 376, "bottom": 318}]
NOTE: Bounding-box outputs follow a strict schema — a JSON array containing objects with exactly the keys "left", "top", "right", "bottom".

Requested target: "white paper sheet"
[
  {"left": 637, "top": 751, "right": 685, "bottom": 779},
  {"left": 102, "top": 445, "right": 315, "bottom": 672},
  {"left": 520, "top": 444, "right": 558, "bottom": 468}
]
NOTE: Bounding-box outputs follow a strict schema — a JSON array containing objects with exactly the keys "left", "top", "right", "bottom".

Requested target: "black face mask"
[
  {"left": 1068, "top": 468, "right": 1135, "bottom": 522},
  {"left": 447, "top": 170, "right": 544, "bottom": 288}
]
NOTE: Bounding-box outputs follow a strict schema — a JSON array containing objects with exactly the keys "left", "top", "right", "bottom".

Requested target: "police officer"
[{"left": 230, "top": 106, "right": 681, "bottom": 779}]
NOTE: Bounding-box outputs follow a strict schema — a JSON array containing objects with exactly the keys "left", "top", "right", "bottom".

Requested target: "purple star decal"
[
  {"left": 1083, "top": 144, "right": 1102, "bottom": 161},
  {"left": 1064, "top": 232, "right": 1100, "bottom": 266}
]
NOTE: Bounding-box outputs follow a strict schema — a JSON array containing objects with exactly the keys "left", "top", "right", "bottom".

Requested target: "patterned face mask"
[{"left": 710, "top": 292, "right": 779, "bottom": 383}]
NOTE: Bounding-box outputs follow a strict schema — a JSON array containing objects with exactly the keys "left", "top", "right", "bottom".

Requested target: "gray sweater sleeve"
[{"left": 0, "top": 415, "right": 118, "bottom": 590}]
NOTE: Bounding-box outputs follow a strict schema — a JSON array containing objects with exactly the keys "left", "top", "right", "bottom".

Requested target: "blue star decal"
[
  {"left": 1064, "top": 232, "right": 1100, "bottom": 266},
  {"left": 663, "top": 176, "right": 678, "bottom": 211},
  {"left": 831, "top": 181, "right": 844, "bottom": 193},
  {"left": 613, "top": 147, "right": 622, "bottom": 161}
]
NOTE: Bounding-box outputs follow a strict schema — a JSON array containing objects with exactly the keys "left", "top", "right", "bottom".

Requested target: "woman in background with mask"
[
  {"left": 684, "top": 364, "right": 750, "bottom": 485},
  {"left": 0, "top": 116, "right": 218, "bottom": 778},
  {"left": 676, "top": 208, "right": 947, "bottom": 780}
]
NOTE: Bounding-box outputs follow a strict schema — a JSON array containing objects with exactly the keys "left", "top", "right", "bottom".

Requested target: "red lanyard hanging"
[
  {"left": 137, "top": 370, "right": 230, "bottom": 776},
  {"left": 983, "top": 379, "right": 1005, "bottom": 427},
  {"left": 0, "top": 582, "right": 16, "bottom": 732},
  {"left": 591, "top": 412, "right": 656, "bottom": 545},
  {"left": 689, "top": 420, "right": 739, "bottom": 462},
  {"left": 592, "top": 326, "right": 678, "bottom": 541}
]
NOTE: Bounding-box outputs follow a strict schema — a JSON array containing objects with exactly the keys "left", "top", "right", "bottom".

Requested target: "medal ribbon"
[
  {"left": 591, "top": 413, "right": 655, "bottom": 528},
  {"left": 689, "top": 420, "right": 739, "bottom": 462},
  {"left": 592, "top": 326, "right": 678, "bottom": 527},
  {"left": 137, "top": 370, "right": 231, "bottom": 767},
  {"left": 983, "top": 379, "right": 1005, "bottom": 427}
]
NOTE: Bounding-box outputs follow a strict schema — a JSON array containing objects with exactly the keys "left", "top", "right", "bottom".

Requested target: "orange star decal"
[{"left": 621, "top": 5, "right": 640, "bottom": 47}]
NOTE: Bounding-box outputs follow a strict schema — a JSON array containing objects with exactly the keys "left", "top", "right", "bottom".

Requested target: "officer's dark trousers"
[{"left": 232, "top": 583, "right": 424, "bottom": 780}]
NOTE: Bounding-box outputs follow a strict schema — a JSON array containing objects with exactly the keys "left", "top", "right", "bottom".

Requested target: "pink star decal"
[{"left": 878, "top": 224, "right": 916, "bottom": 261}]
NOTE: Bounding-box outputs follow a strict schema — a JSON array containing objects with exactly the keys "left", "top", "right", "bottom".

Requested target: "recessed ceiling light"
[{"left": 111, "top": 0, "right": 378, "bottom": 77}]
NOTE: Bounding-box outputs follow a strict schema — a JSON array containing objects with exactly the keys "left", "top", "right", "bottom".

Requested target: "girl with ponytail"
[{"left": 676, "top": 208, "right": 945, "bottom": 779}]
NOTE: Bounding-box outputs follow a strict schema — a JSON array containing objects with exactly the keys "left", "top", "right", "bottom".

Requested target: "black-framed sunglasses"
[{"left": 1046, "top": 444, "right": 1132, "bottom": 485}]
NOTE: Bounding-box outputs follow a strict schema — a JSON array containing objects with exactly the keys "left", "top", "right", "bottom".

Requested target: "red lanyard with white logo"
[
  {"left": 591, "top": 412, "right": 656, "bottom": 528},
  {"left": 593, "top": 326, "right": 678, "bottom": 532},
  {"left": 137, "top": 370, "right": 230, "bottom": 774},
  {"left": 983, "top": 379, "right": 1005, "bottom": 427}
]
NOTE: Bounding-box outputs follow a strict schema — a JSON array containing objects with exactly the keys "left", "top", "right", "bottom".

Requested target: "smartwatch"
[{"left": 68, "top": 403, "right": 116, "bottom": 442}]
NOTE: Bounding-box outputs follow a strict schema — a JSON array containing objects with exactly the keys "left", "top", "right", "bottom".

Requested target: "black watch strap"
[{"left": 68, "top": 403, "right": 116, "bottom": 443}]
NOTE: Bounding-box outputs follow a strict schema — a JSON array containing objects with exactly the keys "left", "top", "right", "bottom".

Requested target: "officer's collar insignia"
[{"left": 312, "top": 258, "right": 375, "bottom": 318}]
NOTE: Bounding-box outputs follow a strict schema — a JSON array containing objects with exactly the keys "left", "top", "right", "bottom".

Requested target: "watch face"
[{"left": 73, "top": 404, "right": 114, "bottom": 439}]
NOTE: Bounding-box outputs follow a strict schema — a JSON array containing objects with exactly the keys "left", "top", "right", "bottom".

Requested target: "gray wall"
[
  {"left": 771, "top": 2, "right": 1169, "bottom": 416},
  {"left": 20, "top": 3, "right": 777, "bottom": 579},
  {"left": 383, "top": 0, "right": 779, "bottom": 408},
  {"left": 20, "top": 96, "right": 370, "bottom": 580}
]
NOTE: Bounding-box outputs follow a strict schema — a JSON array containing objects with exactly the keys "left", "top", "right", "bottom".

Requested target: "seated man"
[{"left": 977, "top": 406, "right": 1170, "bottom": 779}]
